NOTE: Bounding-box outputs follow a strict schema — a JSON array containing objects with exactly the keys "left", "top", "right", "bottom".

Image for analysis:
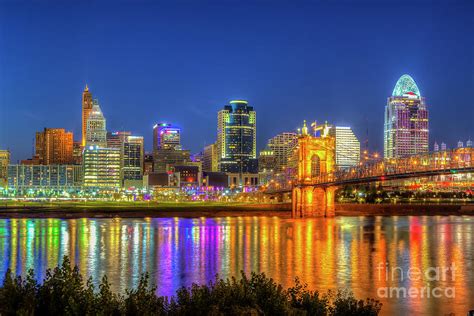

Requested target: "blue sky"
[{"left": 0, "top": 0, "right": 473, "bottom": 162}]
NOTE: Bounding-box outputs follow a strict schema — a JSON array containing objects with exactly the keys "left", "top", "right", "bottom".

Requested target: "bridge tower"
[{"left": 292, "top": 121, "right": 336, "bottom": 218}]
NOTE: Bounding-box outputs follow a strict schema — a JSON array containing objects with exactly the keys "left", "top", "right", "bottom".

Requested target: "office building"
[
  {"left": 0, "top": 150, "right": 10, "bottom": 187},
  {"left": 329, "top": 126, "right": 360, "bottom": 169},
  {"left": 153, "top": 123, "right": 181, "bottom": 151},
  {"left": 122, "top": 135, "right": 144, "bottom": 187},
  {"left": 73, "top": 141, "right": 83, "bottom": 165},
  {"left": 86, "top": 99, "right": 107, "bottom": 147},
  {"left": 266, "top": 132, "right": 298, "bottom": 172},
  {"left": 384, "top": 74, "right": 429, "bottom": 158},
  {"left": 83, "top": 146, "right": 121, "bottom": 188},
  {"left": 82, "top": 85, "right": 93, "bottom": 146},
  {"left": 258, "top": 148, "right": 277, "bottom": 185},
  {"left": 107, "top": 131, "right": 131, "bottom": 148},
  {"left": 144, "top": 153, "right": 154, "bottom": 175},
  {"left": 8, "top": 164, "right": 83, "bottom": 190},
  {"left": 217, "top": 100, "right": 258, "bottom": 186},
  {"left": 153, "top": 149, "right": 190, "bottom": 173},
  {"left": 35, "top": 128, "right": 74, "bottom": 165},
  {"left": 203, "top": 143, "right": 218, "bottom": 172}
]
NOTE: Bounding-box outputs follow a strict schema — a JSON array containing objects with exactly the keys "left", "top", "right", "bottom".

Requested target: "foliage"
[{"left": 0, "top": 257, "right": 382, "bottom": 315}]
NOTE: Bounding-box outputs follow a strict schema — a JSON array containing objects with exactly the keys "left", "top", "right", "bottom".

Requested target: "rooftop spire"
[{"left": 85, "top": 84, "right": 89, "bottom": 92}]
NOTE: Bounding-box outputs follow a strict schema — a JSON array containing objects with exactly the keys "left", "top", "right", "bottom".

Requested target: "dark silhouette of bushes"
[{"left": 0, "top": 256, "right": 381, "bottom": 315}]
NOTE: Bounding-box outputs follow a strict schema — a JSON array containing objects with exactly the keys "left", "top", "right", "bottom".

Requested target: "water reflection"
[{"left": 0, "top": 216, "right": 473, "bottom": 315}]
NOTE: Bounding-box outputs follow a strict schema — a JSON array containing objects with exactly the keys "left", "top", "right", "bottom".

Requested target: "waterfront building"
[
  {"left": 384, "top": 74, "right": 428, "bottom": 158},
  {"left": 458, "top": 141, "right": 464, "bottom": 148},
  {"left": 122, "top": 135, "right": 144, "bottom": 187},
  {"left": 81, "top": 85, "right": 93, "bottom": 146},
  {"left": 434, "top": 142, "right": 439, "bottom": 152},
  {"left": 153, "top": 123, "right": 181, "bottom": 151},
  {"left": 329, "top": 126, "right": 360, "bottom": 169},
  {"left": 86, "top": 100, "right": 107, "bottom": 147},
  {"left": 7, "top": 164, "right": 83, "bottom": 190},
  {"left": 467, "top": 139, "right": 473, "bottom": 148},
  {"left": 83, "top": 146, "right": 121, "bottom": 188},
  {"left": 35, "top": 128, "right": 74, "bottom": 165},
  {"left": 217, "top": 100, "right": 258, "bottom": 186},
  {"left": 0, "top": 150, "right": 10, "bottom": 187},
  {"left": 171, "top": 164, "right": 201, "bottom": 187},
  {"left": 441, "top": 142, "right": 447, "bottom": 151},
  {"left": 203, "top": 143, "right": 218, "bottom": 172}
]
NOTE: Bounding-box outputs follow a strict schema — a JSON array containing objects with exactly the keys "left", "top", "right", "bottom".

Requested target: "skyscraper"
[
  {"left": 153, "top": 123, "right": 181, "bottom": 151},
  {"left": 217, "top": 100, "right": 258, "bottom": 186},
  {"left": 86, "top": 99, "right": 107, "bottom": 147},
  {"left": 384, "top": 74, "right": 429, "bottom": 158},
  {"left": 82, "top": 85, "right": 93, "bottom": 147},
  {"left": 35, "top": 128, "right": 74, "bottom": 165},
  {"left": 329, "top": 126, "right": 360, "bottom": 169}
]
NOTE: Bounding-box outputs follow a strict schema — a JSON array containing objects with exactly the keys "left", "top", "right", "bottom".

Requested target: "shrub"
[{"left": 0, "top": 256, "right": 382, "bottom": 315}]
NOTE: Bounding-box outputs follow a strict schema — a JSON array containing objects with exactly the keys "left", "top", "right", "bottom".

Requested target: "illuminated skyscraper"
[
  {"left": 35, "top": 128, "right": 74, "bottom": 165},
  {"left": 0, "top": 150, "right": 10, "bottom": 187},
  {"left": 121, "top": 135, "right": 144, "bottom": 187},
  {"left": 329, "top": 126, "right": 360, "bottom": 169},
  {"left": 384, "top": 74, "right": 429, "bottom": 158},
  {"left": 266, "top": 132, "right": 298, "bottom": 172},
  {"left": 86, "top": 99, "right": 107, "bottom": 147},
  {"left": 153, "top": 123, "right": 181, "bottom": 151},
  {"left": 82, "top": 85, "right": 93, "bottom": 147},
  {"left": 217, "top": 100, "right": 258, "bottom": 186}
]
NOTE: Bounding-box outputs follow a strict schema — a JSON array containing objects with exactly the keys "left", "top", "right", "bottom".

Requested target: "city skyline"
[{"left": 1, "top": 1, "right": 473, "bottom": 162}]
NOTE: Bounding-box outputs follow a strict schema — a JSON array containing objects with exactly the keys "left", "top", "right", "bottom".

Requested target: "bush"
[{"left": 0, "top": 256, "right": 382, "bottom": 315}]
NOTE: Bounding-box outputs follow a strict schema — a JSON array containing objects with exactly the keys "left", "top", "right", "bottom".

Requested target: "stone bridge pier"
[{"left": 292, "top": 186, "right": 336, "bottom": 218}]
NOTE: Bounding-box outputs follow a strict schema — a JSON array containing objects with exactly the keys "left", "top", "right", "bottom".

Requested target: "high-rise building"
[
  {"left": 458, "top": 141, "right": 464, "bottom": 148},
  {"left": 266, "top": 132, "right": 298, "bottom": 172},
  {"left": 217, "top": 100, "right": 258, "bottom": 186},
  {"left": 153, "top": 149, "right": 190, "bottom": 172},
  {"left": 203, "top": 143, "right": 218, "bottom": 172},
  {"left": 441, "top": 142, "right": 447, "bottom": 151},
  {"left": 144, "top": 153, "right": 154, "bottom": 175},
  {"left": 82, "top": 85, "right": 93, "bottom": 147},
  {"left": 329, "top": 126, "right": 360, "bottom": 169},
  {"left": 467, "top": 139, "right": 473, "bottom": 148},
  {"left": 384, "top": 74, "right": 429, "bottom": 158},
  {"left": 434, "top": 142, "right": 440, "bottom": 152},
  {"left": 35, "top": 128, "right": 74, "bottom": 165},
  {"left": 83, "top": 146, "right": 121, "bottom": 188},
  {"left": 86, "top": 99, "right": 107, "bottom": 147},
  {"left": 0, "top": 150, "right": 10, "bottom": 187},
  {"left": 153, "top": 123, "right": 181, "bottom": 151},
  {"left": 122, "top": 135, "right": 144, "bottom": 187},
  {"left": 258, "top": 148, "right": 276, "bottom": 185}
]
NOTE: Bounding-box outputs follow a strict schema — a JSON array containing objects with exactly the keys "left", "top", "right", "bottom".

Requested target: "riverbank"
[{"left": 1, "top": 201, "right": 474, "bottom": 218}]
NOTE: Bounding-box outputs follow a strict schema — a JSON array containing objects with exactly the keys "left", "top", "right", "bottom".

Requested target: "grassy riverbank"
[{"left": 0, "top": 257, "right": 382, "bottom": 315}]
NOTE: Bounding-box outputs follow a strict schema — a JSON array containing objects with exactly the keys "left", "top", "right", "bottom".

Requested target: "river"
[{"left": 0, "top": 215, "right": 473, "bottom": 315}]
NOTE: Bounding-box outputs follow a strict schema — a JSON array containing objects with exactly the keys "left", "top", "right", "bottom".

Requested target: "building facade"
[
  {"left": 82, "top": 85, "right": 93, "bottom": 147},
  {"left": 217, "top": 100, "right": 258, "bottom": 185},
  {"left": 86, "top": 100, "right": 107, "bottom": 147},
  {"left": 35, "top": 128, "right": 74, "bottom": 165},
  {"left": 203, "top": 143, "right": 218, "bottom": 172},
  {"left": 329, "top": 126, "right": 360, "bottom": 169},
  {"left": 153, "top": 123, "right": 181, "bottom": 151},
  {"left": 384, "top": 74, "right": 429, "bottom": 158},
  {"left": 83, "top": 146, "right": 121, "bottom": 188},
  {"left": 0, "top": 150, "right": 10, "bottom": 187},
  {"left": 266, "top": 132, "right": 298, "bottom": 172},
  {"left": 122, "top": 135, "right": 144, "bottom": 187},
  {"left": 8, "top": 164, "right": 83, "bottom": 190}
]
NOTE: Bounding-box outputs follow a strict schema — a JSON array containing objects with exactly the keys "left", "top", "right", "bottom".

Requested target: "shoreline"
[{"left": 0, "top": 202, "right": 473, "bottom": 218}]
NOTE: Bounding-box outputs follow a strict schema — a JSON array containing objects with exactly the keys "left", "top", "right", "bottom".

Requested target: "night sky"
[{"left": 1, "top": 0, "right": 473, "bottom": 162}]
